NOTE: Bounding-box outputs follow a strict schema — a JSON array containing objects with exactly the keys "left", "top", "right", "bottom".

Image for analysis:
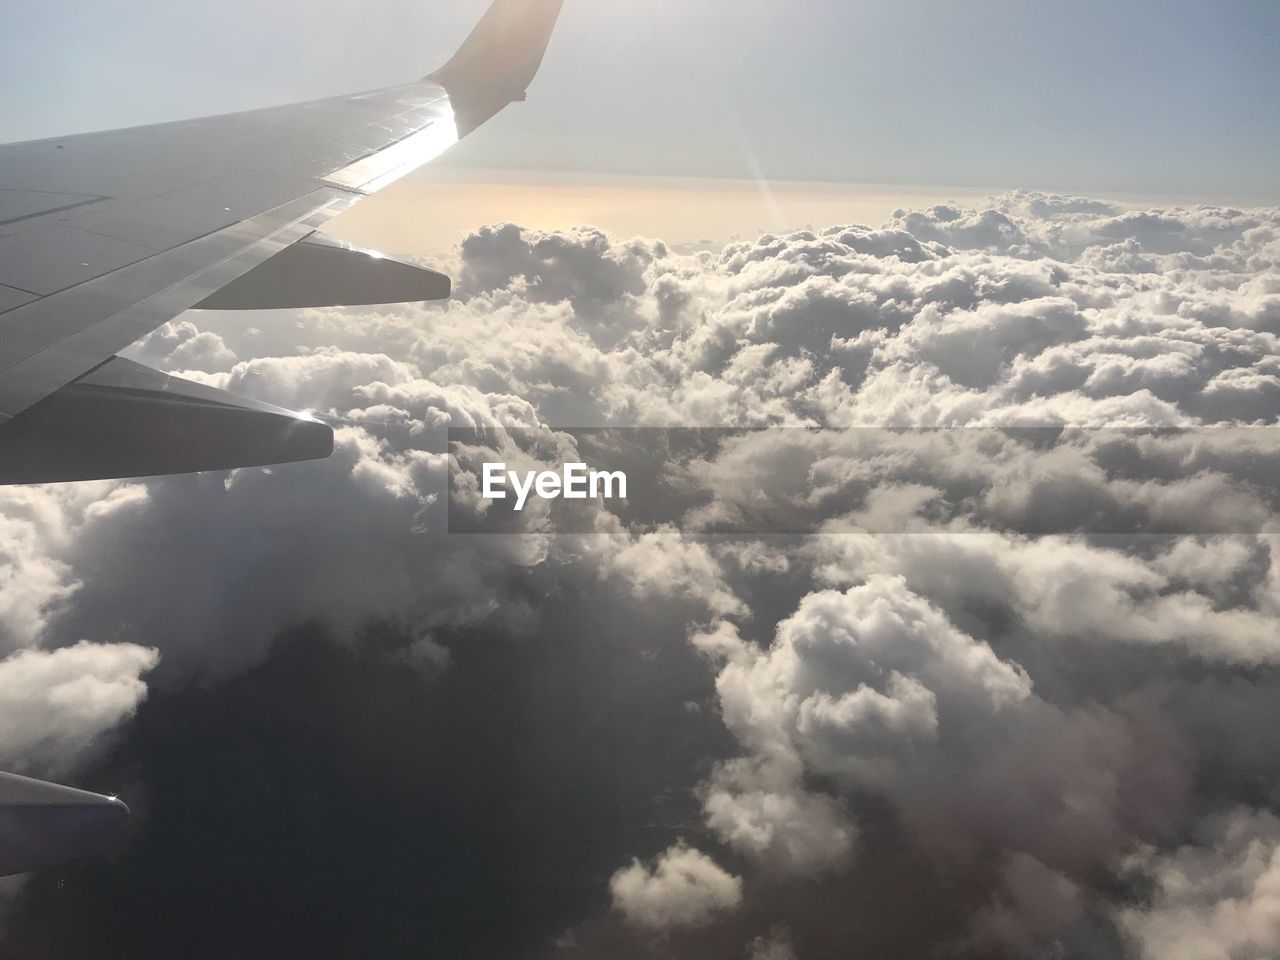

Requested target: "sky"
[
  {"left": 1, "top": 0, "right": 1278, "bottom": 202},
  {"left": 4, "top": 4, "right": 1280, "bottom": 959}
]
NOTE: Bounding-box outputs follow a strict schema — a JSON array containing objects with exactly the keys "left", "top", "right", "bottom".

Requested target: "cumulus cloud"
[
  {"left": 803, "top": 533, "right": 1280, "bottom": 665},
  {"left": 0, "top": 482, "right": 145, "bottom": 651},
  {"left": 602, "top": 533, "right": 746, "bottom": 618},
  {"left": 0, "top": 482, "right": 160, "bottom": 778},
  {"left": 0, "top": 641, "right": 158, "bottom": 774},
  {"left": 694, "top": 575, "right": 1032, "bottom": 876},
  {"left": 1120, "top": 809, "right": 1280, "bottom": 960},
  {"left": 609, "top": 843, "right": 743, "bottom": 930},
  {"left": 6, "top": 189, "right": 1280, "bottom": 958},
  {"left": 133, "top": 319, "right": 238, "bottom": 372},
  {"left": 701, "top": 754, "right": 855, "bottom": 877},
  {"left": 691, "top": 576, "right": 1184, "bottom": 891}
]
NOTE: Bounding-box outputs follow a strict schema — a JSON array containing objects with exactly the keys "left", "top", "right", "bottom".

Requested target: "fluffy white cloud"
[
  {"left": 710, "top": 576, "right": 1030, "bottom": 786},
  {"left": 0, "top": 641, "right": 158, "bottom": 774},
  {"left": 0, "top": 482, "right": 147, "bottom": 652},
  {"left": 601, "top": 533, "right": 746, "bottom": 619},
  {"left": 1120, "top": 809, "right": 1280, "bottom": 960},
  {"left": 154, "top": 194, "right": 1280, "bottom": 438},
  {"left": 804, "top": 533, "right": 1280, "bottom": 665},
  {"left": 694, "top": 577, "right": 1035, "bottom": 876},
  {"left": 701, "top": 755, "right": 855, "bottom": 877},
  {"left": 609, "top": 843, "right": 743, "bottom": 930},
  {"left": 7, "top": 190, "right": 1280, "bottom": 956},
  {"left": 133, "top": 319, "right": 238, "bottom": 372}
]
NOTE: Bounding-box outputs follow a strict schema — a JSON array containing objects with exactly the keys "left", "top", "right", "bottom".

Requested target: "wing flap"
[
  {"left": 195, "top": 232, "right": 450, "bottom": 310},
  {"left": 0, "top": 356, "right": 332, "bottom": 485},
  {"left": 0, "top": 772, "right": 130, "bottom": 878}
]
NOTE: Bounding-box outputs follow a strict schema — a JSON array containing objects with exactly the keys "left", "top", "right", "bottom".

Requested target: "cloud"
[
  {"left": 803, "top": 533, "right": 1280, "bottom": 665},
  {"left": 609, "top": 843, "right": 743, "bottom": 930},
  {"left": 965, "top": 853, "right": 1087, "bottom": 957},
  {"left": 687, "top": 577, "right": 1173, "bottom": 926},
  {"left": 701, "top": 755, "right": 855, "bottom": 877},
  {"left": 1120, "top": 809, "right": 1280, "bottom": 960},
  {"left": 5, "top": 189, "right": 1280, "bottom": 957},
  {"left": 602, "top": 533, "right": 746, "bottom": 619},
  {"left": 0, "top": 641, "right": 158, "bottom": 775},
  {"left": 747, "top": 928, "right": 796, "bottom": 960},
  {"left": 133, "top": 320, "right": 238, "bottom": 372},
  {"left": 0, "top": 482, "right": 147, "bottom": 651},
  {"left": 705, "top": 576, "right": 1030, "bottom": 783}
]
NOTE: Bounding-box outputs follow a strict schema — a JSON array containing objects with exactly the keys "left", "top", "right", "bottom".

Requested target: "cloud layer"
[
  {"left": 3, "top": 190, "right": 1280, "bottom": 957},
  {"left": 609, "top": 843, "right": 742, "bottom": 930}
]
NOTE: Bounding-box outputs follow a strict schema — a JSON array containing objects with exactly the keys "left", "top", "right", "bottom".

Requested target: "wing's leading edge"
[{"left": 0, "top": 0, "right": 565, "bottom": 486}]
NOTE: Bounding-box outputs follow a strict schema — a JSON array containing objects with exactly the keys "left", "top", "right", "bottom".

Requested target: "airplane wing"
[
  {"left": 0, "top": 772, "right": 129, "bottom": 878},
  {"left": 0, "top": 0, "right": 565, "bottom": 485},
  {"left": 0, "top": 0, "right": 564, "bottom": 878}
]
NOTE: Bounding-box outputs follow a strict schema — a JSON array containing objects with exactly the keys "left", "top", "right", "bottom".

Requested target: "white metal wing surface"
[{"left": 0, "top": 0, "right": 564, "bottom": 485}]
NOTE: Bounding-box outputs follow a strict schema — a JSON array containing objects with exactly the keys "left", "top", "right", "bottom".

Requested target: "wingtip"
[
  {"left": 430, "top": 0, "right": 565, "bottom": 118},
  {"left": 0, "top": 772, "right": 132, "bottom": 877}
]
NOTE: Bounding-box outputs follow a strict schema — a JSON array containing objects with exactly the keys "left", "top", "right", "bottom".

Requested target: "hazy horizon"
[{"left": 2, "top": 0, "right": 1277, "bottom": 202}]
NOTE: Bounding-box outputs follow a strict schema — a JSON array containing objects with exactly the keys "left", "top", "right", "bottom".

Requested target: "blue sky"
[{"left": 2, "top": 0, "right": 1278, "bottom": 200}]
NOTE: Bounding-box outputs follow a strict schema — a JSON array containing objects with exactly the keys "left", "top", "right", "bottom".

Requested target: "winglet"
[{"left": 430, "top": 0, "right": 565, "bottom": 133}]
